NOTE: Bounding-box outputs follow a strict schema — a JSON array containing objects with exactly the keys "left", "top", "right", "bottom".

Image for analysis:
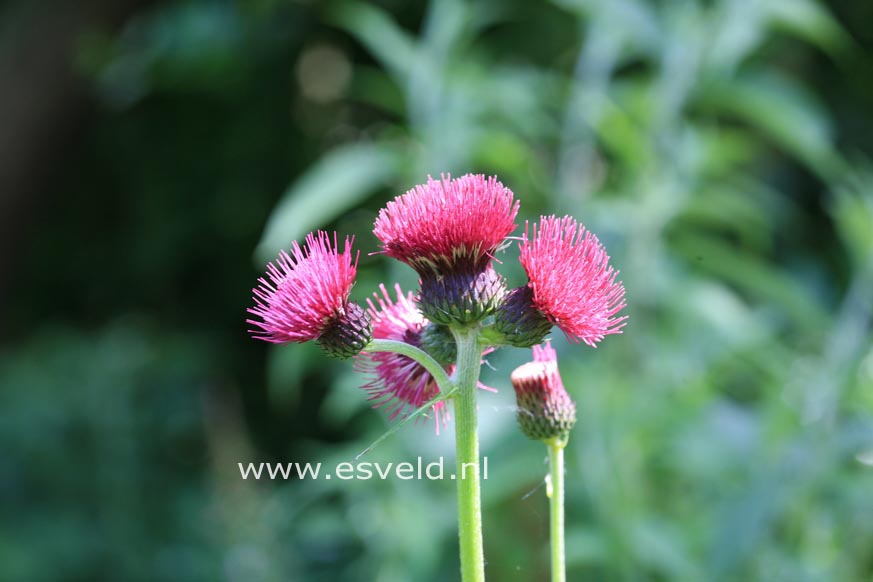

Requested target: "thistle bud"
[
  {"left": 417, "top": 265, "right": 506, "bottom": 327},
  {"left": 510, "top": 342, "right": 576, "bottom": 442},
  {"left": 493, "top": 286, "right": 553, "bottom": 347},
  {"left": 419, "top": 322, "right": 457, "bottom": 365},
  {"left": 316, "top": 302, "right": 373, "bottom": 359}
]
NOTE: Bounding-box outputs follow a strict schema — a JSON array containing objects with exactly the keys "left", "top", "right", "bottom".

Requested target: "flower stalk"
[
  {"left": 363, "top": 338, "right": 453, "bottom": 393},
  {"left": 452, "top": 326, "right": 486, "bottom": 582},
  {"left": 547, "top": 437, "right": 567, "bottom": 582},
  {"left": 365, "top": 329, "right": 487, "bottom": 582}
]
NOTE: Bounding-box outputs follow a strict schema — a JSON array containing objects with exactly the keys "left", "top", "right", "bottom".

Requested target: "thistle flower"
[
  {"left": 510, "top": 342, "right": 576, "bottom": 442},
  {"left": 247, "top": 231, "right": 372, "bottom": 358},
  {"left": 355, "top": 284, "right": 451, "bottom": 430},
  {"left": 374, "top": 174, "right": 517, "bottom": 325},
  {"left": 496, "top": 215, "right": 626, "bottom": 347},
  {"left": 373, "top": 174, "right": 519, "bottom": 275}
]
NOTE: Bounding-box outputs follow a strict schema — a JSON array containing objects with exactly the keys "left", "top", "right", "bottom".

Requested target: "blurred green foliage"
[{"left": 2, "top": 0, "right": 873, "bottom": 580}]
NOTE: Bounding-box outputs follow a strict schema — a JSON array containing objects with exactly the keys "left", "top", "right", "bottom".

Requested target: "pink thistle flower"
[
  {"left": 518, "top": 215, "right": 627, "bottom": 346},
  {"left": 373, "top": 174, "right": 519, "bottom": 275},
  {"left": 510, "top": 341, "right": 576, "bottom": 441},
  {"left": 355, "top": 284, "right": 451, "bottom": 431},
  {"left": 247, "top": 231, "right": 371, "bottom": 358}
]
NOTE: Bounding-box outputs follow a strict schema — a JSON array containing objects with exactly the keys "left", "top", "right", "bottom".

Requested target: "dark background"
[{"left": 2, "top": 0, "right": 873, "bottom": 580}]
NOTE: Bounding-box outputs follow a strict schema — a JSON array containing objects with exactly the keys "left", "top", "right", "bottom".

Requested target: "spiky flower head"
[
  {"left": 373, "top": 174, "right": 519, "bottom": 276},
  {"left": 247, "top": 231, "right": 372, "bottom": 358},
  {"left": 511, "top": 342, "right": 576, "bottom": 442},
  {"left": 354, "top": 284, "right": 451, "bottom": 430},
  {"left": 374, "top": 174, "right": 517, "bottom": 325},
  {"left": 505, "top": 215, "right": 627, "bottom": 347}
]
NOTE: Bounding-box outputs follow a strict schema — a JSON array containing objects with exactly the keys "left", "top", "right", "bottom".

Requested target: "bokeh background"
[{"left": 2, "top": 0, "right": 873, "bottom": 580}]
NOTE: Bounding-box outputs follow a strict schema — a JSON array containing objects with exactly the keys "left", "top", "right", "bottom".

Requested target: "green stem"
[
  {"left": 363, "top": 339, "right": 453, "bottom": 393},
  {"left": 547, "top": 439, "right": 566, "bottom": 582},
  {"left": 451, "top": 326, "right": 486, "bottom": 582}
]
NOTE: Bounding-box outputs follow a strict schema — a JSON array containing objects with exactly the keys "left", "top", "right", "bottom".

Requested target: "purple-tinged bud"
[
  {"left": 316, "top": 302, "right": 373, "bottom": 359},
  {"left": 417, "top": 265, "right": 506, "bottom": 327},
  {"left": 510, "top": 342, "right": 576, "bottom": 442},
  {"left": 493, "top": 286, "right": 553, "bottom": 347}
]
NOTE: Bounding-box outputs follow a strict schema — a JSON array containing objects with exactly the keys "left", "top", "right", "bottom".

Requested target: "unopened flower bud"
[
  {"left": 419, "top": 323, "right": 457, "bottom": 365},
  {"left": 511, "top": 342, "right": 576, "bottom": 442}
]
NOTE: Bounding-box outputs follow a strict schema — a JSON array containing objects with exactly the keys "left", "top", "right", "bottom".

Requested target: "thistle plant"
[{"left": 247, "top": 174, "right": 626, "bottom": 581}]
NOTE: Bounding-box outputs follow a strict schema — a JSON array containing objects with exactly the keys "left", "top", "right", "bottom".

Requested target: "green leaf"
[
  {"left": 696, "top": 70, "right": 840, "bottom": 179},
  {"left": 327, "top": 1, "right": 417, "bottom": 82},
  {"left": 675, "top": 181, "right": 775, "bottom": 252},
  {"left": 255, "top": 143, "right": 400, "bottom": 262},
  {"left": 592, "top": 93, "right": 651, "bottom": 169},
  {"left": 670, "top": 233, "right": 829, "bottom": 334},
  {"left": 767, "top": 0, "right": 850, "bottom": 57},
  {"left": 830, "top": 165, "right": 873, "bottom": 269}
]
